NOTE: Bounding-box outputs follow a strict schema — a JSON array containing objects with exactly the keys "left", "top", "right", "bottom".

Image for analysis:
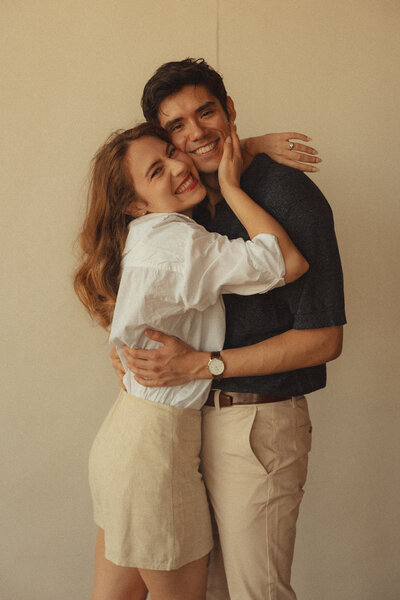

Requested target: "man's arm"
[
  {"left": 118, "top": 325, "right": 342, "bottom": 387},
  {"left": 110, "top": 346, "right": 127, "bottom": 390}
]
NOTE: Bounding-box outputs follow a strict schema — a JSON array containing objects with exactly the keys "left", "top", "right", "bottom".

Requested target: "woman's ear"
[
  {"left": 125, "top": 200, "right": 148, "bottom": 218},
  {"left": 226, "top": 97, "right": 237, "bottom": 124}
]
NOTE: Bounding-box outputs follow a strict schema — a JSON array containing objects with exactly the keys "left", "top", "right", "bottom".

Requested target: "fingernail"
[
  {"left": 307, "top": 136, "right": 312, "bottom": 141},
  {"left": 316, "top": 157, "right": 322, "bottom": 162},
  {"left": 311, "top": 167, "right": 320, "bottom": 172},
  {"left": 312, "top": 150, "right": 318, "bottom": 155},
  {"left": 226, "top": 136, "right": 232, "bottom": 143}
]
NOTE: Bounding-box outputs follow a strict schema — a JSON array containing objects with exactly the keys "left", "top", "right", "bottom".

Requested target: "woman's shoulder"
[{"left": 123, "top": 213, "right": 203, "bottom": 270}]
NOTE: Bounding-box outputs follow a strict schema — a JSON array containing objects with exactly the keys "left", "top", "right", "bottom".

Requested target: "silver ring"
[{"left": 289, "top": 142, "right": 294, "bottom": 151}]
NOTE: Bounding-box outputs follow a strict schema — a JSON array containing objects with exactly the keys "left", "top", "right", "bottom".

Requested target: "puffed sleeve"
[{"left": 177, "top": 221, "right": 286, "bottom": 311}]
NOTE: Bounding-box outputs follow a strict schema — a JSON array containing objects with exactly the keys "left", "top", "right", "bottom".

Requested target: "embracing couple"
[{"left": 74, "top": 58, "right": 345, "bottom": 600}]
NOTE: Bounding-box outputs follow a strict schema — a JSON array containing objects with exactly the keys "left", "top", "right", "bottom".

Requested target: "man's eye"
[
  {"left": 168, "top": 147, "right": 177, "bottom": 158},
  {"left": 201, "top": 110, "right": 213, "bottom": 118},
  {"left": 151, "top": 167, "right": 162, "bottom": 179}
]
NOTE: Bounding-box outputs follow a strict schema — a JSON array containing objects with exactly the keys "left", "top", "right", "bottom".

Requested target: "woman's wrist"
[{"left": 220, "top": 181, "right": 241, "bottom": 199}]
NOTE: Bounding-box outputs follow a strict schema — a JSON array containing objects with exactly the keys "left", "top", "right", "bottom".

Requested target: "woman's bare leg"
[
  {"left": 91, "top": 528, "right": 148, "bottom": 600},
  {"left": 138, "top": 554, "right": 208, "bottom": 600}
]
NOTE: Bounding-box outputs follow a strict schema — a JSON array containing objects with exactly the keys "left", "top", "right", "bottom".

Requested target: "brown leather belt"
[{"left": 205, "top": 390, "right": 291, "bottom": 407}]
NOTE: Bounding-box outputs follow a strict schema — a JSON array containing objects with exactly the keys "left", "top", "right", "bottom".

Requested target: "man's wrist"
[{"left": 191, "top": 351, "right": 215, "bottom": 380}]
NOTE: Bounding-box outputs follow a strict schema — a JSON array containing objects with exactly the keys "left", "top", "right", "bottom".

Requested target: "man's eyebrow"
[
  {"left": 163, "top": 101, "right": 216, "bottom": 131},
  {"left": 195, "top": 101, "right": 216, "bottom": 114}
]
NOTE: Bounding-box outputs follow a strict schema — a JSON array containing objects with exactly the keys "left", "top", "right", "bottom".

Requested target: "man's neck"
[
  {"left": 200, "top": 144, "right": 254, "bottom": 213},
  {"left": 201, "top": 172, "right": 223, "bottom": 212}
]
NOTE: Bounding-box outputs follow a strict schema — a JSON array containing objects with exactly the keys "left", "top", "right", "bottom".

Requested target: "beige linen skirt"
[{"left": 89, "top": 390, "right": 213, "bottom": 570}]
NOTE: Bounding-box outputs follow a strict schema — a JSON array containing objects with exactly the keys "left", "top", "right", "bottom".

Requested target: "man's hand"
[
  {"left": 243, "top": 132, "right": 322, "bottom": 173},
  {"left": 123, "top": 330, "right": 207, "bottom": 387},
  {"left": 109, "top": 346, "right": 127, "bottom": 391}
]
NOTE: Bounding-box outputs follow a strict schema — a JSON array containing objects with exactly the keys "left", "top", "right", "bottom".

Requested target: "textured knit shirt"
[
  {"left": 194, "top": 154, "right": 346, "bottom": 397},
  {"left": 109, "top": 212, "right": 285, "bottom": 409}
]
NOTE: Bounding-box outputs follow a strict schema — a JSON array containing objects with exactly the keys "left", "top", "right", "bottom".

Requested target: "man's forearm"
[
  {"left": 193, "top": 326, "right": 343, "bottom": 380},
  {"left": 121, "top": 326, "right": 343, "bottom": 388}
]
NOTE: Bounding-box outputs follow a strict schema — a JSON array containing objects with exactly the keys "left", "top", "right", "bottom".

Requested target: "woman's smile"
[
  {"left": 124, "top": 135, "right": 206, "bottom": 216},
  {"left": 175, "top": 173, "right": 199, "bottom": 194}
]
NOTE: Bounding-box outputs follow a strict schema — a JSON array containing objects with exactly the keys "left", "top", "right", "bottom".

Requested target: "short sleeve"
[
  {"left": 237, "top": 156, "right": 346, "bottom": 330},
  {"left": 259, "top": 167, "right": 346, "bottom": 329},
  {"left": 288, "top": 199, "right": 346, "bottom": 329}
]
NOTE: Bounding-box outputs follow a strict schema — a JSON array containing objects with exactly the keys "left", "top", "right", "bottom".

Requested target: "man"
[{"left": 113, "top": 58, "right": 345, "bottom": 600}]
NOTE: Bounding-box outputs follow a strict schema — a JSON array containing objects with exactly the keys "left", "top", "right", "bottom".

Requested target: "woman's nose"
[{"left": 168, "top": 157, "right": 187, "bottom": 176}]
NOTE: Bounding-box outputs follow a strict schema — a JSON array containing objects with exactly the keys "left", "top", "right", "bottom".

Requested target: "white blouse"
[{"left": 109, "top": 212, "right": 285, "bottom": 409}]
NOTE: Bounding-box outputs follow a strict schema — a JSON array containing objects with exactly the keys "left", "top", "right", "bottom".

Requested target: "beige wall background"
[{"left": 1, "top": 1, "right": 399, "bottom": 598}]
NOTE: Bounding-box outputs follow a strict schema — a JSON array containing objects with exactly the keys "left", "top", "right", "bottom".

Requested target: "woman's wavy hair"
[{"left": 74, "top": 122, "right": 170, "bottom": 329}]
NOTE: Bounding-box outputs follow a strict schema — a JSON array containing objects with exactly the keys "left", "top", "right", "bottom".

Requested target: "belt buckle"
[{"left": 220, "top": 392, "right": 233, "bottom": 407}]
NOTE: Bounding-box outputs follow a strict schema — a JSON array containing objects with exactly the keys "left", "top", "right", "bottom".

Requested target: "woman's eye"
[
  {"left": 151, "top": 167, "right": 162, "bottom": 179},
  {"left": 171, "top": 123, "right": 182, "bottom": 133},
  {"left": 168, "top": 147, "right": 176, "bottom": 158}
]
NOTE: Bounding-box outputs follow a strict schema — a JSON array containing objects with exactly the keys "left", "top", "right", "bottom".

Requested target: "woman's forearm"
[{"left": 221, "top": 183, "right": 309, "bottom": 283}]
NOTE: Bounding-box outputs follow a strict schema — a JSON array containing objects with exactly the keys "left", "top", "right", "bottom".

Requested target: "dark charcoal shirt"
[{"left": 193, "top": 154, "right": 346, "bottom": 397}]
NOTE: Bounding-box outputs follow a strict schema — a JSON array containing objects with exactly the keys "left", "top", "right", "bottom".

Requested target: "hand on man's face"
[{"left": 158, "top": 84, "right": 235, "bottom": 175}]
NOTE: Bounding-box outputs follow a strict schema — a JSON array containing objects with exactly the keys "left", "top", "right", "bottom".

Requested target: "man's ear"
[
  {"left": 226, "top": 97, "right": 237, "bottom": 124},
  {"left": 125, "top": 199, "right": 148, "bottom": 218}
]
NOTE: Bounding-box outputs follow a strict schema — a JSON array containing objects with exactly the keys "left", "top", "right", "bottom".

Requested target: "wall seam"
[{"left": 216, "top": 0, "right": 220, "bottom": 70}]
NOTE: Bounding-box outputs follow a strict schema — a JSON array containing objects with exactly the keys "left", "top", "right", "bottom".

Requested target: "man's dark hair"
[{"left": 141, "top": 58, "right": 229, "bottom": 123}]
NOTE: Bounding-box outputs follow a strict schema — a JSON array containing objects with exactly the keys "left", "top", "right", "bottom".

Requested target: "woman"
[{"left": 74, "top": 122, "right": 308, "bottom": 600}]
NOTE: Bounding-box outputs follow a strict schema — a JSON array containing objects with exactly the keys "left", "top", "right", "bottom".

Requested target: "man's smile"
[{"left": 190, "top": 139, "right": 220, "bottom": 156}]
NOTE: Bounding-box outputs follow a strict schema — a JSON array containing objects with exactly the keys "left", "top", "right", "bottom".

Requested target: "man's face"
[{"left": 157, "top": 85, "right": 235, "bottom": 175}]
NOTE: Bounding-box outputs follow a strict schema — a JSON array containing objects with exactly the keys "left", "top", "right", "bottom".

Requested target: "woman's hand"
[
  {"left": 218, "top": 123, "right": 243, "bottom": 193},
  {"left": 242, "top": 132, "right": 322, "bottom": 173}
]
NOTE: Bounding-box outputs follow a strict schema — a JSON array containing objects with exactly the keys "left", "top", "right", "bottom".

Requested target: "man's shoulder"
[
  {"left": 242, "top": 153, "right": 332, "bottom": 218},
  {"left": 243, "top": 152, "right": 322, "bottom": 192}
]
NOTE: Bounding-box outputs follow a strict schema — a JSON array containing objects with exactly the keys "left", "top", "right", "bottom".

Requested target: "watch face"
[{"left": 209, "top": 358, "right": 224, "bottom": 376}]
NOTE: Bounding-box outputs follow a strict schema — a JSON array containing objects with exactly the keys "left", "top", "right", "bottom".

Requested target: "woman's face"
[{"left": 124, "top": 136, "right": 207, "bottom": 218}]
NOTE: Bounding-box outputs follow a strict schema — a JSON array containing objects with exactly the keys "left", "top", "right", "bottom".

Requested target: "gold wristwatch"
[{"left": 207, "top": 351, "right": 225, "bottom": 380}]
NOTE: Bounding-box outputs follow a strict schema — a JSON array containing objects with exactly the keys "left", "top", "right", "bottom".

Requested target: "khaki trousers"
[{"left": 202, "top": 395, "right": 312, "bottom": 600}]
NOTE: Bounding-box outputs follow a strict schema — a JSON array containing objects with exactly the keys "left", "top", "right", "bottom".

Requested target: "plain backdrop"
[{"left": 1, "top": 1, "right": 399, "bottom": 599}]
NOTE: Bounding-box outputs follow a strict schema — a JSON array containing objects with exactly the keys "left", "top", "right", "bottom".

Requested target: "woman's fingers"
[
  {"left": 281, "top": 159, "right": 320, "bottom": 173},
  {"left": 230, "top": 124, "right": 242, "bottom": 161},
  {"left": 290, "top": 151, "right": 322, "bottom": 164},
  {"left": 222, "top": 132, "right": 233, "bottom": 161},
  {"left": 284, "top": 132, "right": 312, "bottom": 142},
  {"left": 288, "top": 142, "right": 319, "bottom": 156}
]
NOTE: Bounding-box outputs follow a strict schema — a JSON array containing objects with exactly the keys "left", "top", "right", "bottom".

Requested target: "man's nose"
[{"left": 186, "top": 119, "right": 206, "bottom": 142}]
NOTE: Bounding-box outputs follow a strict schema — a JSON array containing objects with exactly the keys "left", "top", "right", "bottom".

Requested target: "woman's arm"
[
  {"left": 241, "top": 132, "right": 322, "bottom": 173},
  {"left": 219, "top": 127, "right": 309, "bottom": 283}
]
